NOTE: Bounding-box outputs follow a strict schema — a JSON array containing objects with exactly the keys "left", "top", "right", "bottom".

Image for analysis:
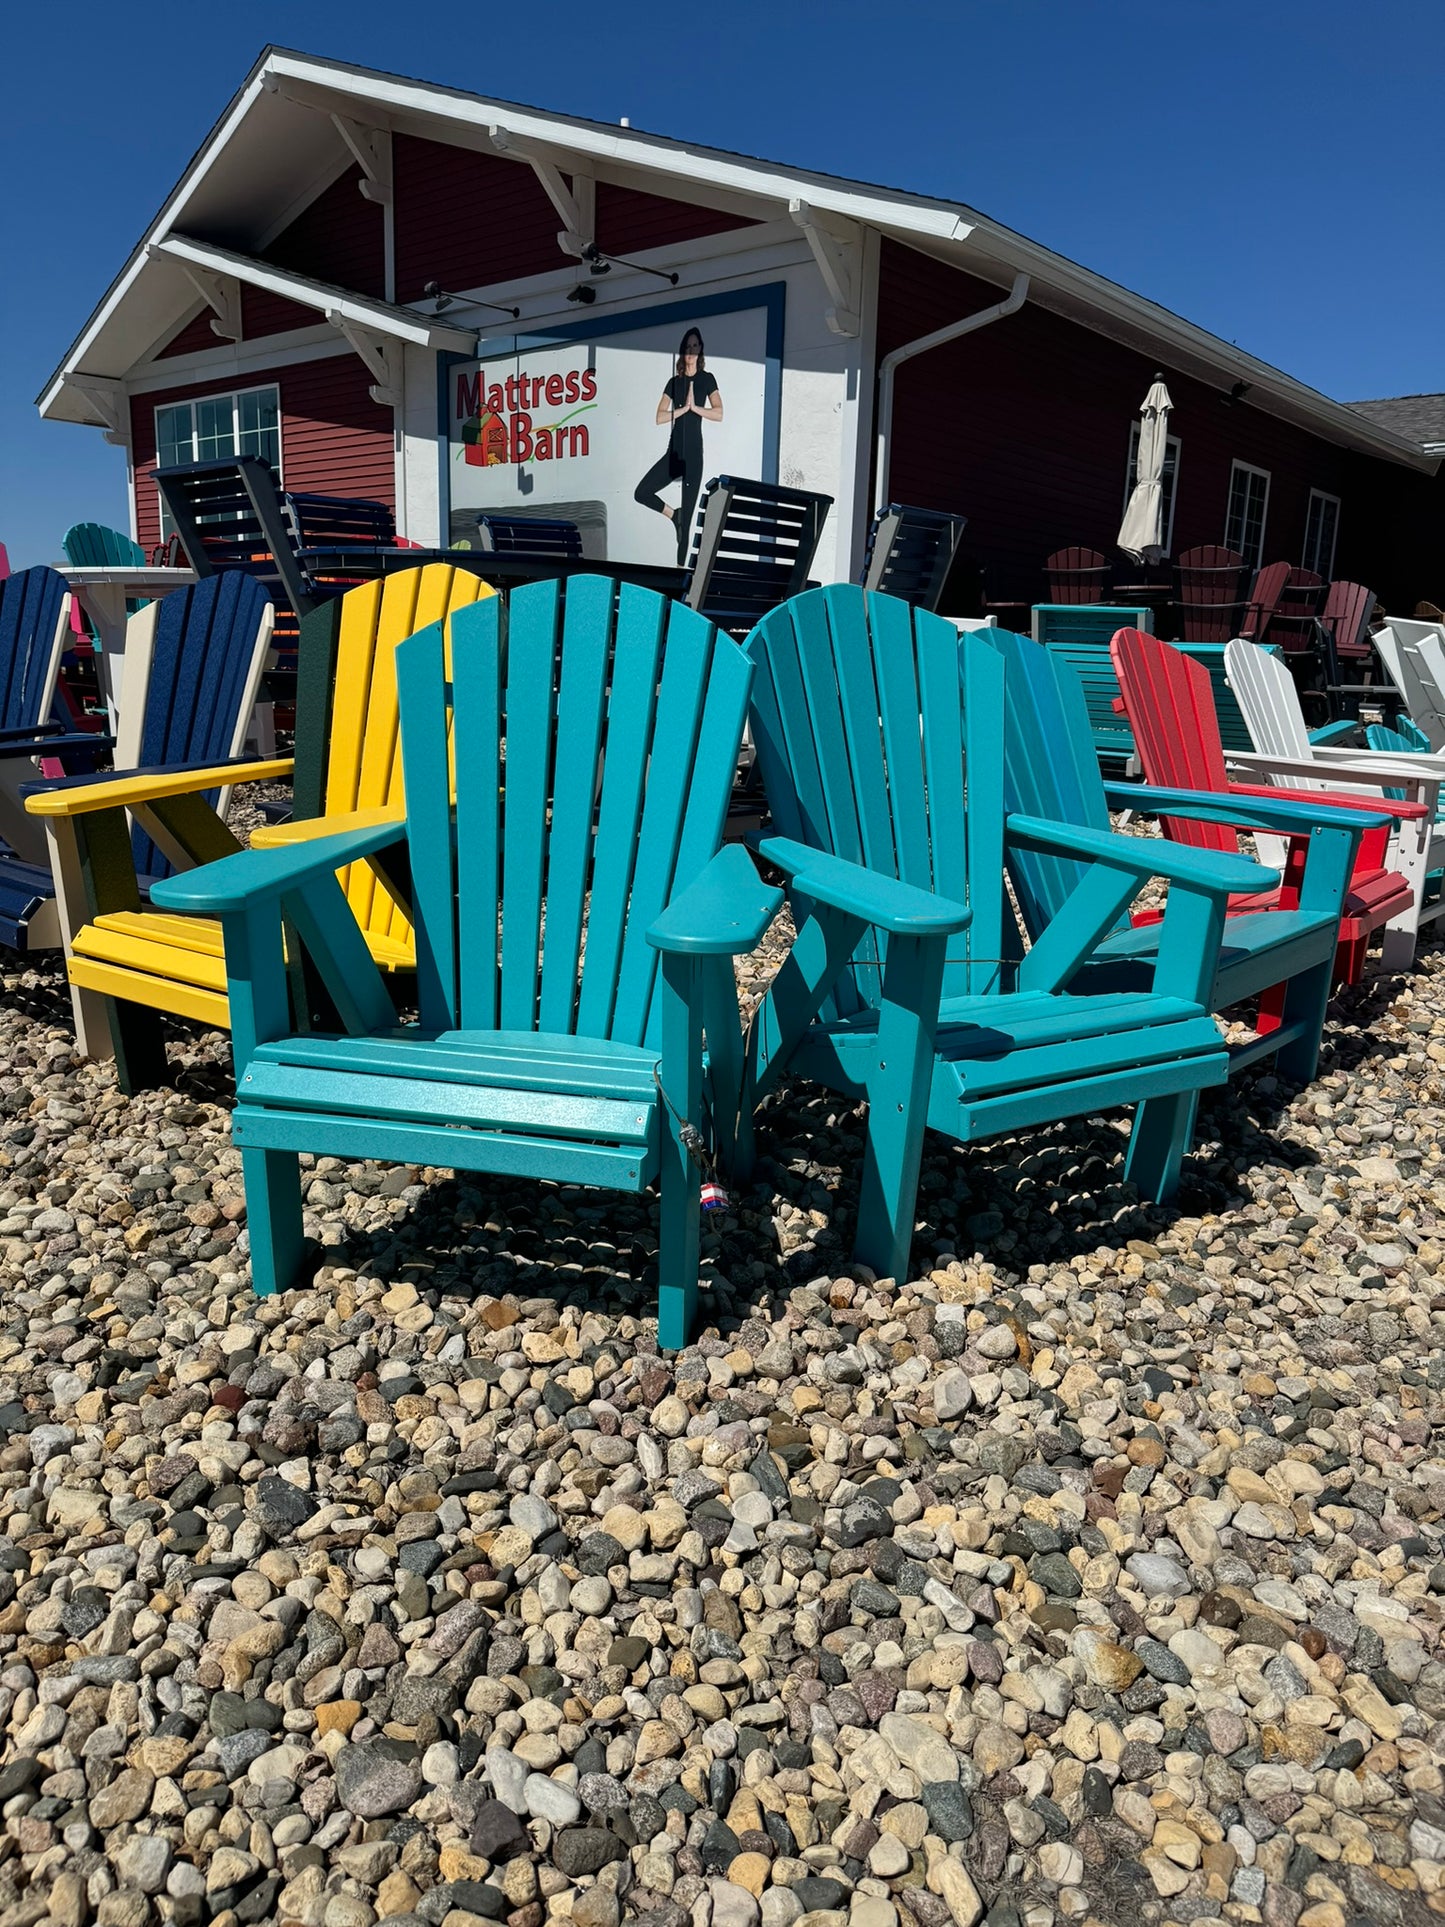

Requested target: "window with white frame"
[
  {"left": 153, "top": 385, "right": 281, "bottom": 534},
  {"left": 1124, "top": 424, "right": 1182, "bottom": 555},
  {"left": 1224, "top": 461, "right": 1270, "bottom": 569},
  {"left": 1303, "top": 489, "right": 1340, "bottom": 579}
]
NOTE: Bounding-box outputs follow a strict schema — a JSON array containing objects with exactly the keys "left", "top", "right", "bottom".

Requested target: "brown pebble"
[{"left": 1299, "top": 1626, "right": 1326, "bottom": 1660}]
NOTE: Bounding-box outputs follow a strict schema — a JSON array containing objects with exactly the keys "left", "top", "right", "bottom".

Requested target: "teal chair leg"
[
  {"left": 1124, "top": 1090, "right": 1199, "bottom": 1201},
  {"left": 242, "top": 1145, "right": 306, "bottom": 1296},
  {"left": 1273, "top": 959, "right": 1333, "bottom": 1085},
  {"left": 657, "top": 954, "right": 702, "bottom": 1348},
  {"left": 855, "top": 933, "right": 946, "bottom": 1286}
]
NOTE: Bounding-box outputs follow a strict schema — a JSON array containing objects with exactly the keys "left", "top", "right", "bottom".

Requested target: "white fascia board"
[
  {"left": 37, "top": 72, "right": 273, "bottom": 416},
  {"left": 262, "top": 51, "right": 976, "bottom": 245},
  {"left": 152, "top": 236, "right": 475, "bottom": 352}
]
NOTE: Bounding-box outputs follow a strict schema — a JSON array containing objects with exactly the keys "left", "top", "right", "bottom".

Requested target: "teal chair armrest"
[
  {"left": 1006, "top": 813, "right": 1274, "bottom": 896},
  {"left": 757, "top": 835, "right": 970, "bottom": 935},
  {"left": 151, "top": 820, "right": 408, "bottom": 914},
  {"left": 648, "top": 846, "right": 783, "bottom": 956},
  {"left": 1104, "top": 781, "right": 1389, "bottom": 838}
]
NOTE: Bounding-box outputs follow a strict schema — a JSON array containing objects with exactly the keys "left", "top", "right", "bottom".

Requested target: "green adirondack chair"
[
  {"left": 151, "top": 577, "right": 778, "bottom": 1345},
  {"left": 739, "top": 585, "right": 1272, "bottom": 1288},
  {"left": 984, "top": 627, "right": 1389, "bottom": 1088}
]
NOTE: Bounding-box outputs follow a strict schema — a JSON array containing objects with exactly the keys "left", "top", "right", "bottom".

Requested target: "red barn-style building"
[{"left": 40, "top": 47, "right": 1442, "bottom": 607}]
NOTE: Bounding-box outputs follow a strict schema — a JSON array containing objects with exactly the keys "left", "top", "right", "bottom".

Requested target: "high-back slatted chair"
[
  {"left": 14, "top": 574, "right": 274, "bottom": 970},
  {"left": 1112, "top": 628, "right": 1423, "bottom": 981},
  {"left": 1373, "top": 621, "right": 1445, "bottom": 749},
  {"left": 736, "top": 585, "right": 1266, "bottom": 1286},
  {"left": 1044, "top": 547, "right": 1111, "bottom": 604},
  {"left": 476, "top": 515, "right": 585, "bottom": 561},
  {"left": 685, "top": 477, "right": 832, "bottom": 635},
  {"left": 1174, "top": 545, "right": 1248, "bottom": 641},
  {"left": 26, "top": 566, "right": 493, "bottom": 1087},
  {"left": 862, "top": 505, "right": 968, "bottom": 611},
  {"left": 988, "top": 628, "right": 1383, "bottom": 1087},
  {"left": 62, "top": 523, "right": 146, "bottom": 568},
  {"left": 151, "top": 579, "right": 775, "bottom": 1345},
  {"left": 0, "top": 567, "right": 80, "bottom": 929}
]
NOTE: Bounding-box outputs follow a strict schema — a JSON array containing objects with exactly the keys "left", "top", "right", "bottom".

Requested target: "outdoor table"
[{"left": 57, "top": 563, "right": 198, "bottom": 722}]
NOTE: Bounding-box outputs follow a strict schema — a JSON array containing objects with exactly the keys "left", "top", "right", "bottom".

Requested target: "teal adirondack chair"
[
  {"left": 62, "top": 524, "right": 146, "bottom": 567},
  {"left": 986, "top": 627, "right": 1388, "bottom": 1085},
  {"left": 151, "top": 578, "right": 778, "bottom": 1346},
  {"left": 739, "top": 585, "right": 1271, "bottom": 1288}
]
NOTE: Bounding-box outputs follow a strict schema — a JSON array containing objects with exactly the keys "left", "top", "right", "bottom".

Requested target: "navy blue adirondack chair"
[
  {"left": 985, "top": 627, "right": 1385, "bottom": 1088},
  {"left": 0, "top": 566, "right": 97, "bottom": 944},
  {"left": 151, "top": 578, "right": 778, "bottom": 1346},
  {"left": 739, "top": 585, "right": 1272, "bottom": 1288},
  {"left": 17, "top": 573, "right": 274, "bottom": 1001}
]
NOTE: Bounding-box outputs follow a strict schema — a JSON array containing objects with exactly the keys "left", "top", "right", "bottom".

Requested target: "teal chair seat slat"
[{"left": 245, "top": 1030, "right": 660, "bottom": 1149}]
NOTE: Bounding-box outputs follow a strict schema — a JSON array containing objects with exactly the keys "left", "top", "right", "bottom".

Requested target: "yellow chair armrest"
[
  {"left": 250, "top": 804, "right": 405, "bottom": 849},
  {"left": 25, "top": 757, "right": 294, "bottom": 819}
]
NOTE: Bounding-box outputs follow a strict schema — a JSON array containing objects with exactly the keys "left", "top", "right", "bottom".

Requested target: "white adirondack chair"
[
  {"left": 1225, "top": 638, "right": 1445, "bottom": 968},
  {"left": 1370, "top": 620, "right": 1445, "bottom": 751}
]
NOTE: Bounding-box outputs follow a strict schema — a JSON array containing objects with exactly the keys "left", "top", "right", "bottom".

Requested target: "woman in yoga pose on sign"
[{"left": 634, "top": 328, "right": 723, "bottom": 564}]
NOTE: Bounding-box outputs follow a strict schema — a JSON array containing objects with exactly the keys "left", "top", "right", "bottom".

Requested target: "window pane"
[
  {"left": 1226, "top": 467, "right": 1268, "bottom": 570},
  {"left": 195, "top": 396, "right": 236, "bottom": 461},
  {"left": 1305, "top": 494, "right": 1339, "bottom": 577},
  {"left": 238, "top": 389, "right": 281, "bottom": 473},
  {"left": 155, "top": 403, "right": 193, "bottom": 471}
]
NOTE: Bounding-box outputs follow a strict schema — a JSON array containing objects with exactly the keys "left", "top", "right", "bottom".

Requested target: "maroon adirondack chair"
[
  {"left": 1174, "top": 546, "right": 1248, "bottom": 641},
  {"left": 1239, "top": 561, "right": 1291, "bottom": 642},
  {"left": 1111, "top": 627, "right": 1422, "bottom": 987},
  {"left": 1258, "top": 567, "right": 1327, "bottom": 656},
  {"left": 1045, "top": 546, "right": 1111, "bottom": 604}
]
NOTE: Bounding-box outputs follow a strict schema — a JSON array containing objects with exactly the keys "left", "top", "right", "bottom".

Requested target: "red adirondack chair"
[
  {"left": 1174, "top": 545, "right": 1248, "bottom": 642},
  {"left": 1045, "top": 546, "right": 1111, "bottom": 604},
  {"left": 1111, "top": 628, "right": 1423, "bottom": 987},
  {"left": 1321, "top": 581, "right": 1377, "bottom": 667},
  {"left": 1239, "top": 561, "right": 1291, "bottom": 642}
]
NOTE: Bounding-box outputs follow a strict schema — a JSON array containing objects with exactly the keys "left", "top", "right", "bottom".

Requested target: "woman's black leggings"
[{"left": 635, "top": 447, "right": 702, "bottom": 565}]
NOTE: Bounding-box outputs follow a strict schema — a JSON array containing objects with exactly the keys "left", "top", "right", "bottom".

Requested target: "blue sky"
[{"left": 2, "top": 0, "right": 1440, "bottom": 567}]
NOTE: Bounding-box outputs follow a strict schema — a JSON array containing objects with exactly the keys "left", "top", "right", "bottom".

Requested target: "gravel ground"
[{"left": 3, "top": 898, "right": 1445, "bottom": 1927}]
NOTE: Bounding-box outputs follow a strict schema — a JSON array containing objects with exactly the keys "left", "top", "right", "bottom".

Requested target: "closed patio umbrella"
[{"left": 1117, "top": 377, "right": 1173, "bottom": 563}]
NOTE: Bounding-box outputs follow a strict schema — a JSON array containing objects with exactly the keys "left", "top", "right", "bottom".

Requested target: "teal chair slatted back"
[
  {"left": 1364, "top": 721, "right": 1421, "bottom": 803},
  {"left": 744, "top": 585, "right": 1006, "bottom": 1006},
  {"left": 984, "top": 626, "right": 1115, "bottom": 935},
  {"left": 396, "top": 576, "right": 752, "bottom": 1046},
  {"left": 62, "top": 524, "right": 146, "bottom": 567}
]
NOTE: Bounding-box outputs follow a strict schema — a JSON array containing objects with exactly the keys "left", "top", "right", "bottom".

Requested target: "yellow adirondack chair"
[{"left": 26, "top": 565, "right": 494, "bottom": 1089}]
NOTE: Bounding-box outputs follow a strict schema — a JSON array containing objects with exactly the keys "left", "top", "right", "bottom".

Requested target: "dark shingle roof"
[{"left": 1349, "top": 394, "right": 1445, "bottom": 447}]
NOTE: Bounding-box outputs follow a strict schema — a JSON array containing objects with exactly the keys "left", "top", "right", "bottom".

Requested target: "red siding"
[
  {"left": 239, "top": 285, "right": 320, "bottom": 340},
  {"left": 263, "top": 165, "right": 384, "bottom": 299},
  {"left": 595, "top": 179, "right": 755, "bottom": 255},
  {"left": 156, "top": 310, "right": 224, "bottom": 360},
  {"left": 874, "top": 239, "right": 1432, "bottom": 610},
  {"left": 393, "top": 135, "right": 761, "bottom": 303},
  {"left": 393, "top": 135, "right": 564, "bottom": 303},
  {"left": 130, "top": 354, "right": 394, "bottom": 552}
]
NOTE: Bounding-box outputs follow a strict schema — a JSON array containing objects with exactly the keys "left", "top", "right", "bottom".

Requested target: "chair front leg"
[
  {"left": 856, "top": 931, "right": 947, "bottom": 1288},
  {"left": 73, "top": 805, "right": 169, "bottom": 1092},
  {"left": 237, "top": 1145, "right": 306, "bottom": 1296},
  {"left": 657, "top": 950, "right": 704, "bottom": 1349}
]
